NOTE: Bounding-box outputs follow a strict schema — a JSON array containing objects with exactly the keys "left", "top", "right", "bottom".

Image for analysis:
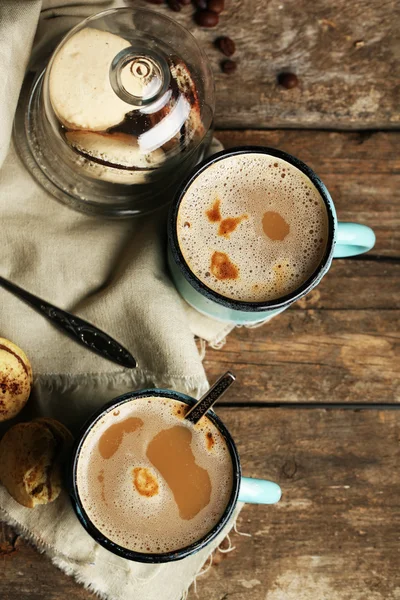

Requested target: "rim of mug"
[
  {"left": 168, "top": 146, "right": 337, "bottom": 312},
  {"left": 69, "top": 388, "right": 242, "bottom": 563}
]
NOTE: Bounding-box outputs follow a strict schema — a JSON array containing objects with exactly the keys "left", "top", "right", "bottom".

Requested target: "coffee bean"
[
  {"left": 277, "top": 72, "right": 299, "bottom": 89},
  {"left": 193, "top": 0, "right": 208, "bottom": 8},
  {"left": 207, "top": 0, "right": 224, "bottom": 13},
  {"left": 221, "top": 59, "right": 237, "bottom": 74},
  {"left": 167, "top": 0, "right": 181, "bottom": 10},
  {"left": 145, "top": 0, "right": 165, "bottom": 4},
  {"left": 179, "top": 0, "right": 192, "bottom": 4},
  {"left": 215, "top": 36, "right": 236, "bottom": 56},
  {"left": 195, "top": 10, "right": 219, "bottom": 27}
]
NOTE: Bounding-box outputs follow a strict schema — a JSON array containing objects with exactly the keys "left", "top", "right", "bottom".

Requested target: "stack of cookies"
[{"left": 0, "top": 338, "right": 72, "bottom": 508}]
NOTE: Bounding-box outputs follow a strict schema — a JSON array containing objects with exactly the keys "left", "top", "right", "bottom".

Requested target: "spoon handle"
[
  {"left": 0, "top": 275, "right": 136, "bottom": 369},
  {"left": 185, "top": 371, "right": 236, "bottom": 424}
]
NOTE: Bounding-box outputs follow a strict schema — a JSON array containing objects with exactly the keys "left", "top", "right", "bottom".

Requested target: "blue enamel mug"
[
  {"left": 168, "top": 146, "right": 376, "bottom": 324},
  {"left": 69, "top": 389, "right": 281, "bottom": 563}
]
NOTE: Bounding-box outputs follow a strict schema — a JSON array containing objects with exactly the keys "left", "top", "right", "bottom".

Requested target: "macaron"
[
  {"left": 0, "top": 337, "right": 33, "bottom": 422},
  {"left": 49, "top": 27, "right": 133, "bottom": 131}
]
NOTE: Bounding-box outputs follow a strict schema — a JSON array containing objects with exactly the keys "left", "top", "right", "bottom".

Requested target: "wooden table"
[{"left": 1, "top": 1, "right": 399, "bottom": 598}]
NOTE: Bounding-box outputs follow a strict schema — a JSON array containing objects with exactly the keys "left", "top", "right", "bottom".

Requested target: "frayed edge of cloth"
[
  {"left": 181, "top": 510, "right": 244, "bottom": 598},
  {"left": 0, "top": 505, "right": 245, "bottom": 600},
  {"left": 0, "top": 507, "right": 165, "bottom": 599},
  {"left": 209, "top": 338, "right": 227, "bottom": 350},
  {"left": 0, "top": 508, "right": 109, "bottom": 600},
  {"left": 0, "top": 508, "right": 48, "bottom": 552},
  {"left": 34, "top": 369, "right": 209, "bottom": 399},
  {"left": 52, "top": 557, "right": 111, "bottom": 600}
]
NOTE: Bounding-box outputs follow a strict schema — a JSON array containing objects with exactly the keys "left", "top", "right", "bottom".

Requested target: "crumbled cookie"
[{"left": 0, "top": 419, "right": 73, "bottom": 508}]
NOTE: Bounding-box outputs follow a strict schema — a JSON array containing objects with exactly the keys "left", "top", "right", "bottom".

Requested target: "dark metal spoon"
[
  {"left": 185, "top": 371, "right": 236, "bottom": 424},
  {"left": 0, "top": 275, "right": 137, "bottom": 369}
]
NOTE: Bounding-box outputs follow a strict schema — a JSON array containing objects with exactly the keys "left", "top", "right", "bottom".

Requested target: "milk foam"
[
  {"left": 177, "top": 154, "right": 329, "bottom": 302},
  {"left": 76, "top": 397, "right": 233, "bottom": 554}
]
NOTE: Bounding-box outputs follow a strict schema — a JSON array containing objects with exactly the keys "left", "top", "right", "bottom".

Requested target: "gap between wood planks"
[
  {"left": 340, "top": 255, "right": 400, "bottom": 263},
  {"left": 220, "top": 402, "right": 400, "bottom": 410},
  {"left": 293, "top": 254, "right": 400, "bottom": 264},
  {"left": 215, "top": 126, "right": 400, "bottom": 132}
]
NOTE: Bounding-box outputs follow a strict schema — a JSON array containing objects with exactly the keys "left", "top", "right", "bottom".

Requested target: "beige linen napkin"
[{"left": 0, "top": 2, "right": 238, "bottom": 598}]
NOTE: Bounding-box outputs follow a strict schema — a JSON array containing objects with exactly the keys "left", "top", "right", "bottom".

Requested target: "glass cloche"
[{"left": 14, "top": 8, "right": 214, "bottom": 217}]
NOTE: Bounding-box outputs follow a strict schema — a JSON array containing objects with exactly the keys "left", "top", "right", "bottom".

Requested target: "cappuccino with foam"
[
  {"left": 76, "top": 396, "right": 233, "bottom": 554},
  {"left": 177, "top": 153, "right": 329, "bottom": 302}
]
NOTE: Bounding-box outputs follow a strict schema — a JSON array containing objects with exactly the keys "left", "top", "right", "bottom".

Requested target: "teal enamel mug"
[
  {"left": 69, "top": 389, "right": 280, "bottom": 563},
  {"left": 167, "top": 146, "right": 376, "bottom": 324}
]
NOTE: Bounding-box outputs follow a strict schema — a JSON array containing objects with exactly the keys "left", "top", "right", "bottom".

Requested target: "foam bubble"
[
  {"left": 76, "top": 397, "right": 233, "bottom": 554},
  {"left": 176, "top": 154, "right": 329, "bottom": 302}
]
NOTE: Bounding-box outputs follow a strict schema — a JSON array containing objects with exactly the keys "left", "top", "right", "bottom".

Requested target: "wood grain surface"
[
  {"left": 136, "top": 0, "right": 400, "bottom": 129},
  {"left": 204, "top": 129, "right": 400, "bottom": 405},
  {"left": 1, "top": 408, "right": 399, "bottom": 600},
  {"left": 0, "top": 125, "right": 399, "bottom": 597},
  {"left": 206, "top": 309, "right": 400, "bottom": 404},
  {"left": 197, "top": 407, "right": 400, "bottom": 600},
  {"left": 216, "top": 130, "right": 400, "bottom": 257},
  {"left": 2, "top": 0, "right": 400, "bottom": 585}
]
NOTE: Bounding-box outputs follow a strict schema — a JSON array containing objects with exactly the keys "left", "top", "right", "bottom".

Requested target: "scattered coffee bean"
[
  {"left": 207, "top": 0, "right": 225, "bottom": 13},
  {"left": 179, "top": 0, "right": 192, "bottom": 4},
  {"left": 221, "top": 59, "right": 237, "bottom": 74},
  {"left": 167, "top": 0, "right": 182, "bottom": 10},
  {"left": 277, "top": 72, "right": 299, "bottom": 89},
  {"left": 193, "top": 0, "right": 208, "bottom": 8},
  {"left": 195, "top": 10, "right": 219, "bottom": 27},
  {"left": 215, "top": 36, "right": 235, "bottom": 56}
]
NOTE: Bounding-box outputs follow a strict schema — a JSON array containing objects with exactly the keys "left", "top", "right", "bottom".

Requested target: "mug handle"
[
  {"left": 238, "top": 477, "right": 282, "bottom": 504},
  {"left": 334, "top": 223, "right": 376, "bottom": 258}
]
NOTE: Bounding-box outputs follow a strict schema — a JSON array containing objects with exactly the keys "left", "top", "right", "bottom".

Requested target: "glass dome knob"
[{"left": 109, "top": 47, "right": 170, "bottom": 107}]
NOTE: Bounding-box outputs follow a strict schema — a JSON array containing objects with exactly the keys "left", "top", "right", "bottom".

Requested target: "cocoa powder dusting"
[
  {"left": 218, "top": 215, "right": 247, "bottom": 237},
  {"left": 132, "top": 467, "right": 159, "bottom": 498},
  {"left": 0, "top": 344, "right": 29, "bottom": 376},
  {"left": 206, "top": 431, "right": 215, "bottom": 450},
  {"left": 173, "top": 403, "right": 188, "bottom": 419},
  {"left": 210, "top": 251, "right": 239, "bottom": 280},
  {"left": 206, "top": 198, "right": 222, "bottom": 222},
  {"left": 0, "top": 379, "right": 21, "bottom": 403}
]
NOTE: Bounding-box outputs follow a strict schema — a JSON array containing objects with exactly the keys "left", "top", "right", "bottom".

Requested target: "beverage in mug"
[
  {"left": 70, "top": 389, "right": 281, "bottom": 562},
  {"left": 168, "top": 147, "right": 376, "bottom": 324},
  {"left": 177, "top": 153, "right": 329, "bottom": 302},
  {"left": 76, "top": 395, "right": 233, "bottom": 554}
]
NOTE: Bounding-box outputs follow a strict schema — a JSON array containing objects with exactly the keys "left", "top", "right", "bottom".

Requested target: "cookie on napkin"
[{"left": 0, "top": 418, "right": 73, "bottom": 507}]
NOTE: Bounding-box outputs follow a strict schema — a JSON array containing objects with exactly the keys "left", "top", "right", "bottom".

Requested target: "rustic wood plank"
[
  {"left": 292, "top": 261, "right": 399, "bottom": 311},
  {"left": 205, "top": 310, "right": 400, "bottom": 404},
  {"left": 196, "top": 407, "right": 400, "bottom": 600},
  {"left": 0, "top": 524, "right": 94, "bottom": 600},
  {"left": 202, "top": 130, "right": 399, "bottom": 405},
  {"left": 137, "top": 0, "right": 400, "bottom": 129},
  {"left": 1, "top": 408, "right": 399, "bottom": 599},
  {"left": 215, "top": 130, "right": 400, "bottom": 257}
]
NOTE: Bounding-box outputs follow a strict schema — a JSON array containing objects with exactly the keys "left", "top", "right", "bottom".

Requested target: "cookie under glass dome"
[{"left": 14, "top": 8, "right": 214, "bottom": 217}]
